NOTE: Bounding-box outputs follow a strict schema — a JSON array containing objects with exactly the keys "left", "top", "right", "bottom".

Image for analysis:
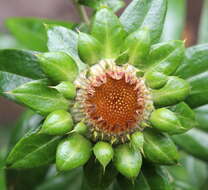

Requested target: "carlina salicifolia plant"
[{"left": 1, "top": 0, "right": 197, "bottom": 185}]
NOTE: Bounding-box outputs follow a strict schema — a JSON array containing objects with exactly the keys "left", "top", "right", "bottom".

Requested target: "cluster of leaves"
[{"left": 0, "top": 0, "right": 208, "bottom": 189}]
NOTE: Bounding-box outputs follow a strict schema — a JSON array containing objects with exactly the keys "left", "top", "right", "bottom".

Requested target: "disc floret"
[{"left": 73, "top": 59, "right": 153, "bottom": 143}]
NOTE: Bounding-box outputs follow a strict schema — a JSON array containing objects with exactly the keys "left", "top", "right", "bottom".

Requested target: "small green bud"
[
  {"left": 78, "top": 32, "right": 102, "bottom": 65},
  {"left": 143, "top": 128, "right": 179, "bottom": 165},
  {"left": 171, "top": 102, "right": 197, "bottom": 131},
  {"left": 152, "top": 76, "right": 190, "bottom": 106},
  {"left": 113, "top": 144, "right": 142, "bottom": 179},
  {"left": 56, "top": 133, "right": 92, "bottom": 171},
  {"left": 72, "top": 122, "right": 88, "bottom": 135},
  {"left": 150, "top": 108, "right": 185, "bottom": 134},
  {"left": 130, "top": 131, "right": 144, "bottom": 151},
  {"left": 40, "top": 110, "right": 73, "bottom": 135},
  {"left": 145, "top": 71, "right": 168, "bottom": 89},
  {"left": 124, "top": 27, "right": 150, "bottom": 67},
  {"left": 53, "top": 81, "right": 76, "bottom": 99},
  {"left": 93, "top": 141, "right": 114, "bottom": 169},
  {"left": 37, "top": 52, "right": 78, "bottom": 83}
]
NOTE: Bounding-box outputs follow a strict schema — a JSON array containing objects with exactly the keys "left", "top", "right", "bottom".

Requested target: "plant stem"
[{"left": 71, "top": 0, "right": 90, "bottom": 25}]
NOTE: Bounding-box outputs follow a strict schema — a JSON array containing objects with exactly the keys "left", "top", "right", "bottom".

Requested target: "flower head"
[
  {"left": 73, "top": 60, "right": 153, "bottom": 143},
  {"left": 6, "top": 4, "right": 196, "bottom": 181}
]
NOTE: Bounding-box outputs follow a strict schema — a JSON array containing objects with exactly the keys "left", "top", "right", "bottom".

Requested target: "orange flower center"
[{"left": 85, "top": 73, "right": 145, "bottom": 135}]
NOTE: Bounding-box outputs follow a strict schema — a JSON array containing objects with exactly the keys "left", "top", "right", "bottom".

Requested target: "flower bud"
[
  {"left": 114, "top": 144, "right": 142, "bottom": 179},
  {"left": 72, "top": 122, "right": 88, "bottom": 135},
  {"left": 40, "top": 110, "right": 73, "bottom": 135},
  {"left": 152, "top": 76, "right": 190, "bottom": 106},
  {"left": 93, "top": 141, "right": 114, "bottom": 169},
  {"left": 37, "top": 52, "right": 78, "bottom": 83},
  {"left": 56, "top": 133, "right": 92, "bottom": 171},
  {"left": 150, "top": 108, "right": 186, "bottom": 134},
  {"left": 78, "top": 32, "right": 102, "bottom": 65},
  {"left": 53, "top": 81, "right": 76, "bottom": 99},
  {"left": 130, "top": 131, "right": 144, "bottom": 151},
  {"left": 145, "top": 71, "right": 168, "bottom": 89}
]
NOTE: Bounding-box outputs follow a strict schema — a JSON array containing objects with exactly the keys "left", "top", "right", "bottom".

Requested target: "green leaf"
[
  {"left": 9, "top": 109, "right": 43, "bottom": 150},
  {"left": 124, "top": 28, "right": 150, "bottom": 67},
  {"left": 175, "top": 44, "right": 208, "bottom": 108},
  {"left": 120, "top": 0, "right": 167, "bottom": 43},
  {"left": 143, "top": 128, "right": 179, "bottom": 165},
  {"left": 168, "top": 152, "right": 208, "bottom": 190},
  {"left": 194, "top": 104, "right": 208, "bottom": 132},
  {"left": 10, "top": 80, "right": 69, "bottom": 115},
  {"left": 0, "top": 151, "right": 6, "bottom": 190},
  {"left": 141, "top": 166, "right": 172, "bottom": 190},
  {"left": 36, "top": 167, "right": 83, "bottom": 190},
  {"left": 172, "top": 128, "right": 208, "bottom": 162},
  {"left": 198, "top": 0, "right": 208, "bottom": 43},
  {"left": 0, "top": 49, "right": 45, "bottom": 79},
  {"left": 37, "top": 52, "right": 78, "bottom": 83},
  {"left": 113, "top": 144, "right": 142, "bottom": 179},
  {"left": 0, "top": 71, "right": 32, "bottom": 100},
  {"left": 7, "top": 166, "right": 49, "bottom": 190},
  {"left": 91, "top": 8, "right": 126, "bottom": 58},
  {"left": 117, "top": 172, "right": 151, "bottom": 190},
  {"left": 83, "top": 158, "right": 118, "bottom": 190},
  {"left": 151, "top": 76, "right": 190, "bottom": 107},
  {"left": 117, "top": 166, "right": 172, "bottom": 190},
  {"left": 56, "top": 133, "right": 92, "bottom": 171},
  {"left": 78, "top": 0, "right": 125, "bottom": 12},
  {"left": 161, "top": 0, "right": 186, "bottom": 41},
  {"left": 147, "top": 40, "right": 185, "bottom": 75},
  {"left": 6, "top": 129, "right": 61, "bottom": 169},
  {"left": 5, "top": 17, "right": 75, "bottom": 51},
  {"left": 46, "top": 25, "right": 86, "bottom": 71}
]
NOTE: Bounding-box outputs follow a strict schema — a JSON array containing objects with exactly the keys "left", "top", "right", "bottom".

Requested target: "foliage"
[{"left": 0, "top": 0, "right": 208, "bottom": 189}]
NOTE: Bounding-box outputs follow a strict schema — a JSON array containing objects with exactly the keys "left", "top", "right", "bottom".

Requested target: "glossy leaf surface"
[
  {"left": 10, "top": 80, "right": 69, "bottom": 115},
  {"left": 91, "top": 8, "right": 126, "bottom": 58},
  {"left": 7, "top": 129, "right": 60, "bottom": 169},
  {"left": 172, "top": 128, "right": 208, "bottom": 162},
  {"left": 0, "top": 49, "right": 45, "bottom": 79},
  {"left": 143, "top": 128, "right": 179, "bottom": 165},
  {"left": 46, "top": 25, "right": 86, "bottom": 71},
  {"left": 120, "top": 0, "right": 167, "bottom": 43},
  {"left": 175, "top": 44, "right": 208, "bottom": 108},
  {"left": 5, "top": 17, "right": 75, "bottom": 51}
]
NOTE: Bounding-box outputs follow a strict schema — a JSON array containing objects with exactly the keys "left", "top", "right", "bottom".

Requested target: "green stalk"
[{"left": 71, "top": 0, "right": 90, "bottom": 25}]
